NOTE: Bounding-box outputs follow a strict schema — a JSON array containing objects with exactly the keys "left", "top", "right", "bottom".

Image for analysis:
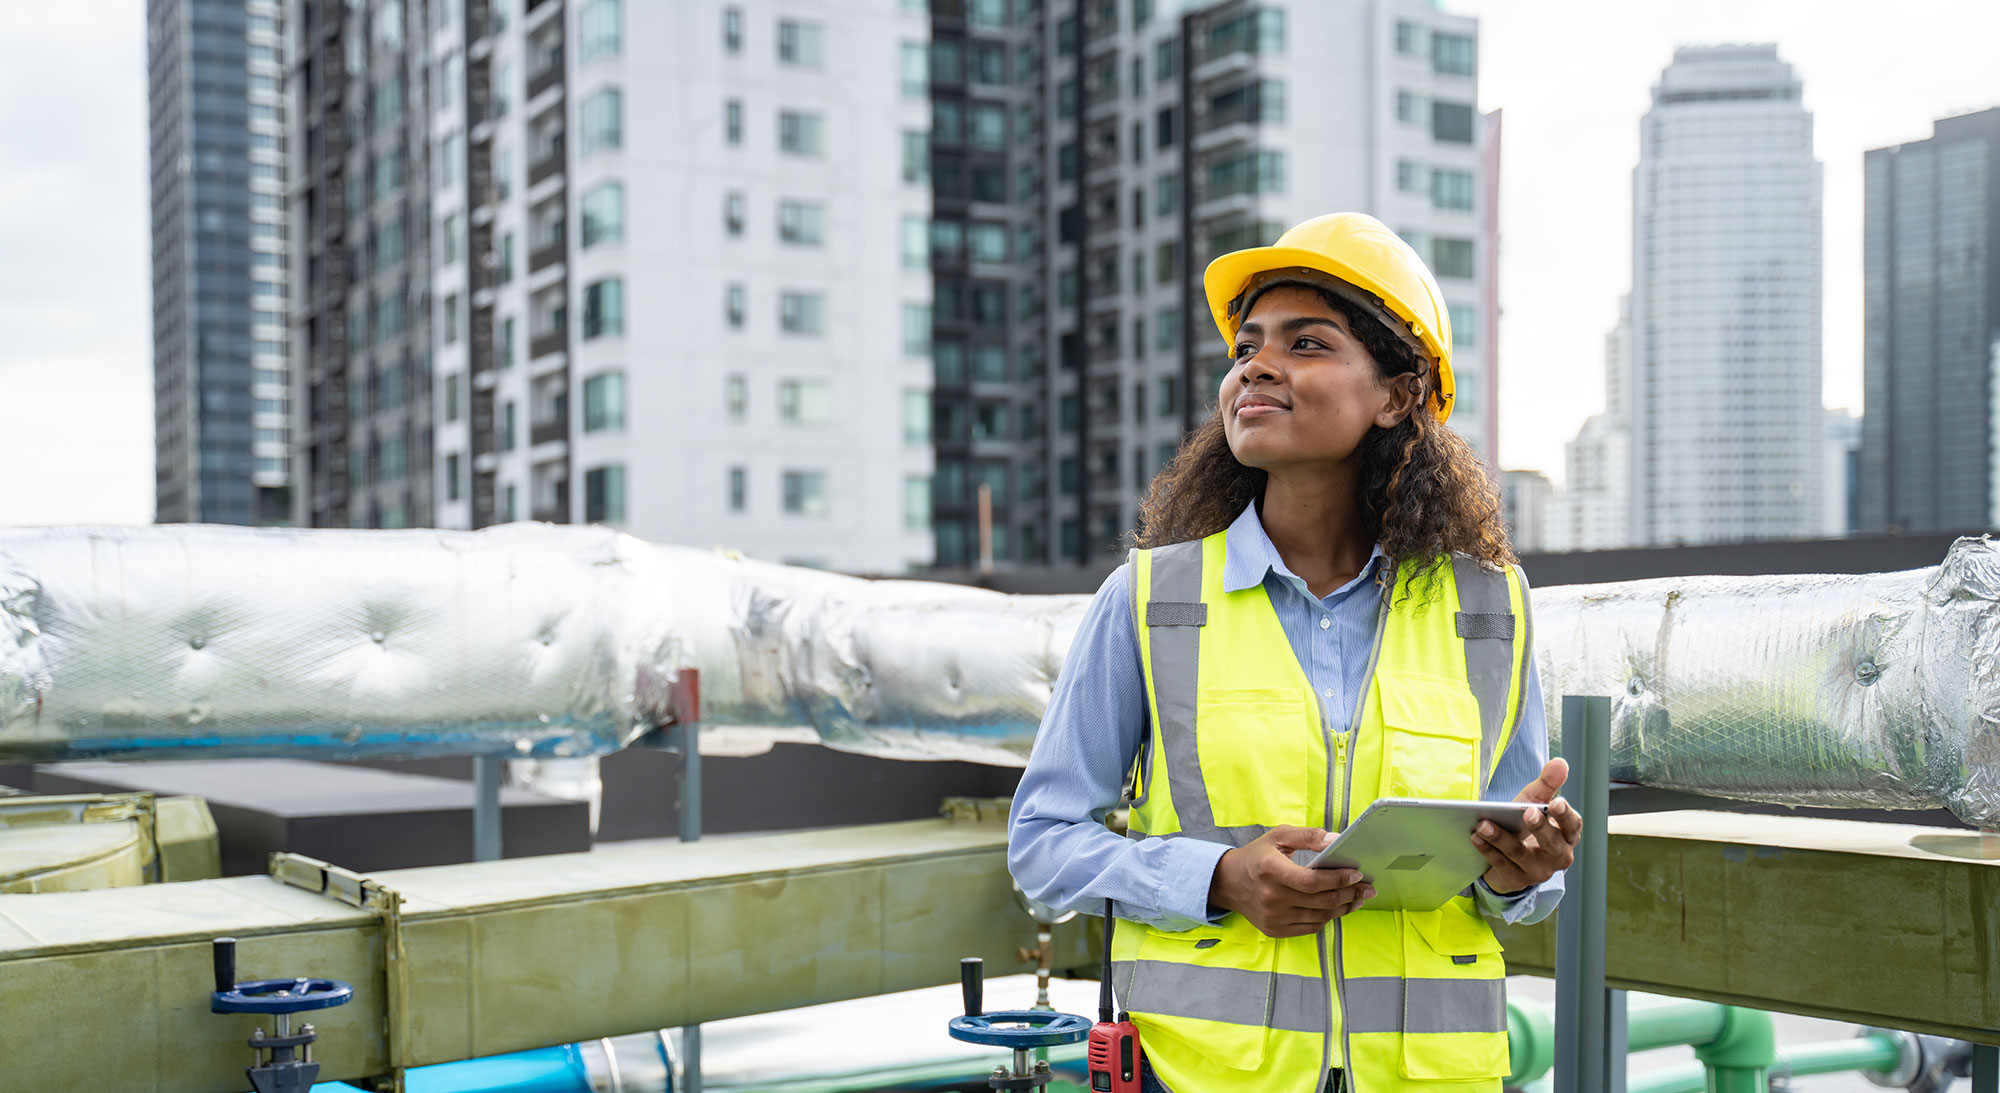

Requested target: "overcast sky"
[{"left": 2, "top": 1, "right": 1997, "bottom": 526}]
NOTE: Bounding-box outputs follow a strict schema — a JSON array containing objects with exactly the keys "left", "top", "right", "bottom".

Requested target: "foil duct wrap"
[
  {"left": 3, "top": 524, "right": 1997, "bottom": 826},
  {"left": 0, "top": 523, "right": 1085, "bottom": 767},
  {"left": 1535, "top": 536, "right": 2000, "bottom": 828}
]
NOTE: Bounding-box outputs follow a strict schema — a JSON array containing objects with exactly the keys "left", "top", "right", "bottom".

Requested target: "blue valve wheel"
[
  {"left": 211, "top": 977, "right": 354, "bottom": 1015},
  {"left": 948, "top": 1010, "right": 1092, "bottom": 1048}
]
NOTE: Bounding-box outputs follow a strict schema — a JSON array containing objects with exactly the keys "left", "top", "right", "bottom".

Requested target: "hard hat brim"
[{"left": 1203, "top": 244, "right": 1456, "bottom": 424}]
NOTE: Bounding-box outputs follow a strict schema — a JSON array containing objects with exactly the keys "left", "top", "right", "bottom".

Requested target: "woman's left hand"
[{"left": 1473, "top": 758, "right": 1584, "bottom": 895}]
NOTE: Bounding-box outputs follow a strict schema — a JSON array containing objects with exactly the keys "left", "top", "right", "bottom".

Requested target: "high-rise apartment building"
[
  {"left": 289, "top": 0, "right": 437, "bottom": 530},
  {"left": 929, "top": 0, "right": 1500, "bottom": 568},
  {"left": 149, "top": 0, "right": 295, "bottom": 525},
  {"left": 1546, "top": 295, "right": 1632, "bottom": 554},
  {"left": 1857, "top": 108, "right": 2000, "bottom": 534},
  {"left": 1626, "top": 45, "right": 1823, "bottom": 546}
]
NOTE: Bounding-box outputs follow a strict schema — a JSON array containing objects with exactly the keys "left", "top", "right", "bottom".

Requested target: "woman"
[{"left": 1007, "top": 213, "right": 1583, "bottom": 1093}]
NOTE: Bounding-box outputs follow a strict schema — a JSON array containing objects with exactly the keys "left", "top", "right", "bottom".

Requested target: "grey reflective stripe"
[
  {"left": 1343, "top": 975, "right": 1507, "bottom": 1036},
  {"left": 1450, "top": 555, "right": 1518, "bottom": 784},
  {"left": 1454, "top": 612, "right": 1515, "bottom": 640},
  {"left": 1143, "top": 540, "right": 1267, "bottom": 848},
  {"left": 1147, "top": 601, "right": 1209, "bottom": 627},
  {"left": 1111, "top": 959, "right": 1329, "bottom": 1034}
]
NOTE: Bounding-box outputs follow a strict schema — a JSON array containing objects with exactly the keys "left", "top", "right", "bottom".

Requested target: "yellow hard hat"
[{"left": 1203, "top": 212, "right": 1455, "bottom": 422}]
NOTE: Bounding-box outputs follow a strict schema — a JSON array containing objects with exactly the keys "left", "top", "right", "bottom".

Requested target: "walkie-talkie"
[{"left": 1086, "top": 899, "right": 1142, "bottom": 1092}]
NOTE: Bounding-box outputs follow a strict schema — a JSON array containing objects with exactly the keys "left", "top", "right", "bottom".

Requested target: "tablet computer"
[{"left": 1298, "top": 798, "right": 1551, "bottom": 912}]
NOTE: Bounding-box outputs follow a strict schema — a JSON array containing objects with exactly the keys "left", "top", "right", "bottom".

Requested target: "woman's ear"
[{"left": 1374, "top": 373, "right": 1424, "bottom": 429}]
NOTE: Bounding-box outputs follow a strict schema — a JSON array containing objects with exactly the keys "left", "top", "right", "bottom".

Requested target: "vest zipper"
[{"left": 1331, "top": 581, "right": 1394, "bottom": 1093}]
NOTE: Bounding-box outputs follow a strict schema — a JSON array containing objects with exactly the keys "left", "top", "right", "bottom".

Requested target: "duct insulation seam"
[{"left": 1, "top": 524, "right": 1996, "bottom": 827}]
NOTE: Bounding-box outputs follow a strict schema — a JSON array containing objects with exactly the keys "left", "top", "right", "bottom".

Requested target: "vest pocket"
[
  {"left": 1129, "top": 925, "right": 1277, "bottom": 1070},
  {"left": 1397, "top": 904, "right": 1510, "bottom": 1080},
  {"left": 1194, "top": 687, "right": 1317, "bottom": 828},
  {"left": 1376, "top": 672, "right": 1483, "bottom": 800}
]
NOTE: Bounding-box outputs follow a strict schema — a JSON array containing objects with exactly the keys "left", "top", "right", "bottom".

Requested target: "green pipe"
[
  {"left": 1507, "top": 999, "right": 1558, "bottom": 1086},
  {"left": 1625, "top": 1000, "right": 1730, "bottom": 1055},
  {"left": 1625, "top": 1035, "right": 1905, "bottom": 1093},
  {"left": 1770, "top": 1035, "right": 1905, "bottom": 1080},
  {"left": 1692, "top": 1004, "right": 1776, "bottom": 1093}
]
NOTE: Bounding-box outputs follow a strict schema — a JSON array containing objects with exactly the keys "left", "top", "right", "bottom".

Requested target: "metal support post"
[
  {"left": 1974, "top": 1044, "right": 1998, "bottom": 1093},
  {"left": 676, "top": 670, "right": 703, "bottom": 1093},
  {"left": 1555, "top": 695, "right": 1613, "bottom": 1093},
  {"left": 472, "top": 755, "right": 503, "bottom": 863}
]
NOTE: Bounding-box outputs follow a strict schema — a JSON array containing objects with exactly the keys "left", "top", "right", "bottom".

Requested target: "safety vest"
[{"left": 1111, "top": 532, "right": 1533, "bottom": 1093}]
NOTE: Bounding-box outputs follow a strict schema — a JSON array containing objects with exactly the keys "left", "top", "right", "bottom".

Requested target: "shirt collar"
[{"left": 1221, "top": 500, "right": 1386, "bottom": 596}]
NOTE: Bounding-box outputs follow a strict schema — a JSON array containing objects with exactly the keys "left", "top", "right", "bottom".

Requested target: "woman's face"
[{"left": 1220, "top": 284, "right": 1418, "bottom": 473}]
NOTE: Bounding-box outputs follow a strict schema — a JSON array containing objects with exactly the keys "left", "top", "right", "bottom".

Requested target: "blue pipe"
[{"left": 296, "top": 1044, "right": 591, "bottom": 1093}]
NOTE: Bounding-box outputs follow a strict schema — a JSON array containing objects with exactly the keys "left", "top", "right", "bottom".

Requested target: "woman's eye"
[
  {"left": 1232, "top": 343, "right": 1256, "bottom": 360},
  {"left": 1294, "top": 336, "right": 1324, "bottom": 351}
]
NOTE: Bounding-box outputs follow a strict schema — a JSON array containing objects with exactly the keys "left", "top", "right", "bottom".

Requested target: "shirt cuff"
[
  {"left": 1153, "top": 837, "right": 1233, "bottom": 930},
  {"left": 1472, "top": 877, "right": 1540, "bottom": 925}
]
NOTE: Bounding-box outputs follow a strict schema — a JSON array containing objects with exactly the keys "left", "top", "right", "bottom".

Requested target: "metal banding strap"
[
  {"left": 1142, "top": 540, "right": 1269, "bottom": 848},
  {"left": 1112, "top": 959, "right": 1329, "bottom": 1034},
  {"left": 1147, "top": 601, "right": 1209, "bottom": 627},
  {"left": 1450, "top": 555, "right": 1518, "bottom": 784},
  {"left": 1454, "top": 613, "right": 1515, "bottom": 640},
  {"left": 1343, "top": 975, "right": 1508, "bottom": 1036}
]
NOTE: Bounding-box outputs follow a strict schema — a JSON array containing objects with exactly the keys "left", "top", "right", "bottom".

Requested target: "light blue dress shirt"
[{"left": 1008, "top": 501, "right": 1564, "bottom": 931}]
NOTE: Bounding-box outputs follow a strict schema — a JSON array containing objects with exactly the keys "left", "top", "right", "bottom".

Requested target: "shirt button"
[
  {"left": 1323, "top": 688, "right": 1336, "bottom": 699},
  {"left": 1319, "top": 617, "right": 1331, "bottom": 630}
]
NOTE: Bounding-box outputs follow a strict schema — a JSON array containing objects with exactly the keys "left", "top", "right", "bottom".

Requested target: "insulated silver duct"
[{"left": 2, "top": 525, "right": 1996, "bottom": 826}]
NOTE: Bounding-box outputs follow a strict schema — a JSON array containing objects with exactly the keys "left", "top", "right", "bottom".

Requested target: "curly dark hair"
[{"left": 1135, "top": 285, "right": 1515, "bottom": 595}]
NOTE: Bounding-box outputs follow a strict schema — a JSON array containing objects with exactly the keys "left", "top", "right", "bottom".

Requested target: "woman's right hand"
[{"left": 1209, "top": 825, "right": 1376, "bottom": 938}]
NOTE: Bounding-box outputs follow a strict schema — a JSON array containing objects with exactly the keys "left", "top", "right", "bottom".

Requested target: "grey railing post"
[
  {"left": 472, "top": 755, "right": 503, "bottom": 862},
  {"left": 1554, "top": 695, "right": 1613, "bottom": 1093}
]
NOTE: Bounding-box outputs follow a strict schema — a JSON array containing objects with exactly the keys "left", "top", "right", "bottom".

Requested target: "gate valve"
[
  {"left": 946, "top": 957, "right": 1091, "bottom": 1092},
  {"left": 209, "top": 937, "right": 355, "bottom": 1093}
]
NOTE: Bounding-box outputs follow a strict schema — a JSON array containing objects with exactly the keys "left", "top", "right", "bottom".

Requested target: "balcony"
[
  {"left": 530, "top": 326, "right": 567, "bottom": 361},
  {"left": 530, "top": 419, "right": 567, "bottom": 448},
  {"left": 528, "top": 147, "right": 564, "bottom": 188},
  {"left": 528, "top": 240, "right": 564, "bottom": 274},
  {"left": 527, "top": 63, "right": 562, "bottom": 101}
]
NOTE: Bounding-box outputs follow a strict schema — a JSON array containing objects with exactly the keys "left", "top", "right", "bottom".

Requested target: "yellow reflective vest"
[{"left": 1112, "top": 532, "right": 1534, "bottom": 1093}]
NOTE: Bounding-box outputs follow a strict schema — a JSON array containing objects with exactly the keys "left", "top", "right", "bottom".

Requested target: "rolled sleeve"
[{"left": 1007, "top": 564, "right": 1233, "bottom": 931}]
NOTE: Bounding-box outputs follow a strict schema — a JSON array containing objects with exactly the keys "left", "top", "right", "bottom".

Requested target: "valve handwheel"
[
  {"left": 210, "top": 937, "right": 355, "bottom": 1093},
  {"left": 948, "top": 956, "right": 1092, "bottom": 1092}
]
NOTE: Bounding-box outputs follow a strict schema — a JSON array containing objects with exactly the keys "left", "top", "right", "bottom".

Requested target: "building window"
[
  {"left": 905, "top": 475, "right": 931, "bottom": 531},
  {"left": 445, "top": 453, "right": 462, "bottom": 502},
  {"left": 724, "top": 191, "right": 746, "bottom": 236},
  {"left": 970, "top": 103, "right": 1007, "bottom": 149},
  {"left": 725, "top": 99, "right": 743, "bottom": 145},
  {"left": 583, "top": 371, "right": 626, "bottom": 432},
  {"left": 1431, "top": 237, "right": 1476, "bottom": 279},
  {"left": 503, "top": 400, "right": 518, "bottom": 450},
  {"left": 901, "top": 42, "right": 929, "bottom": 97},
  {"left": 777, "top": 19, "right": 822, "bottom": 67},
  {"left": 1396, "top": 21, "right": 1430, "bottom": 55},
  {"left": 969, "top": 223, "right": 1008, "bottom": 264},
  {"left": 1208, "top": 8, "right": 1283, "bottom": 57},
  {"left": 578, "top": 0, "right": 621, "bottom": 65},
  {"left": 726, "top": 374, "right": 748, "bottom": 419},
  {"left": 1206, "top": 150, "right": 1285, "bottom": 198},
  {"left": 778, "top": 200, "right": 825, "bottom": 246},
  {"left": 722, "top": 6, "right": 743, "bottom": 54},
  {"left": 442, "top": 292, "right": 460, "bottom": 344},
  {"left": 1155, "top": 38, "right": 1178, "bottom": 81},
  {"left": 1432, "top": 168, "right": 1474, "bottom": 211},
  {"left": 1448, "top": 304, "right": 1475, "bottom": 347},
  {"left": 1155, "top": 307, "right": 1181, "bottom": 351},
  {"left": 902, "top": 303, "right": 930, "bottom": 356},
  {"left": 1432, "top": 100, "right": 1475, "bottom": 144},
  {"left": 902, "top": 130, "right": 930, "bottom": 184},
  {"left": 780, "top": 291, "right": 825, "bottom": 335},
  {"left": 1155, "top": 172, "right": 1179, "bottom": 215},
  {"left": 1398, "top": 160, "right": 1429, "bottom": 193},
  {"left": 726, "top": 283, "right": 746, "bottom": 327},
  {"left": 1397, "top": 90, "right": 1430, "bottom": 126},
  {"left": 782, "top": 470, "right": 829, "bottom": 516},
  {"left": 1433, "top": 33, "right": 1476, "bottom": 76},
  {"left": 580, "top": 88, "right": 623, "bottom": 156},
  {"left": 728, "top": 466, "right": 747, "bottom": 511},
  {"left": 585, "top": 465, "right": 626, "bottom": 523},
  {"left": 903, "top": 389, "right": 930, "bottom": 444},
  {"left": 584, "top": 278, "right": 625, "bottom": 338},
  {"left": 779, "top": 111, "right": 823, "bottom": 156},
  {"left": 501, "top": 315, "right": 517, "bottom": 368},
  {"left": 581, "top": 181, "right": 625, "bottom": 247},
  {"left": 504, "top": 484, "right": 518, "bottom": 522},
  {"left": 902, "top": 215, "right": 929, "bottom": 269},
  {"left": 778, "top": 378, "right": 830, "bottom": 424},
  {"left": 444, "top": 373, "right": 462, "bottom": 422}
]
